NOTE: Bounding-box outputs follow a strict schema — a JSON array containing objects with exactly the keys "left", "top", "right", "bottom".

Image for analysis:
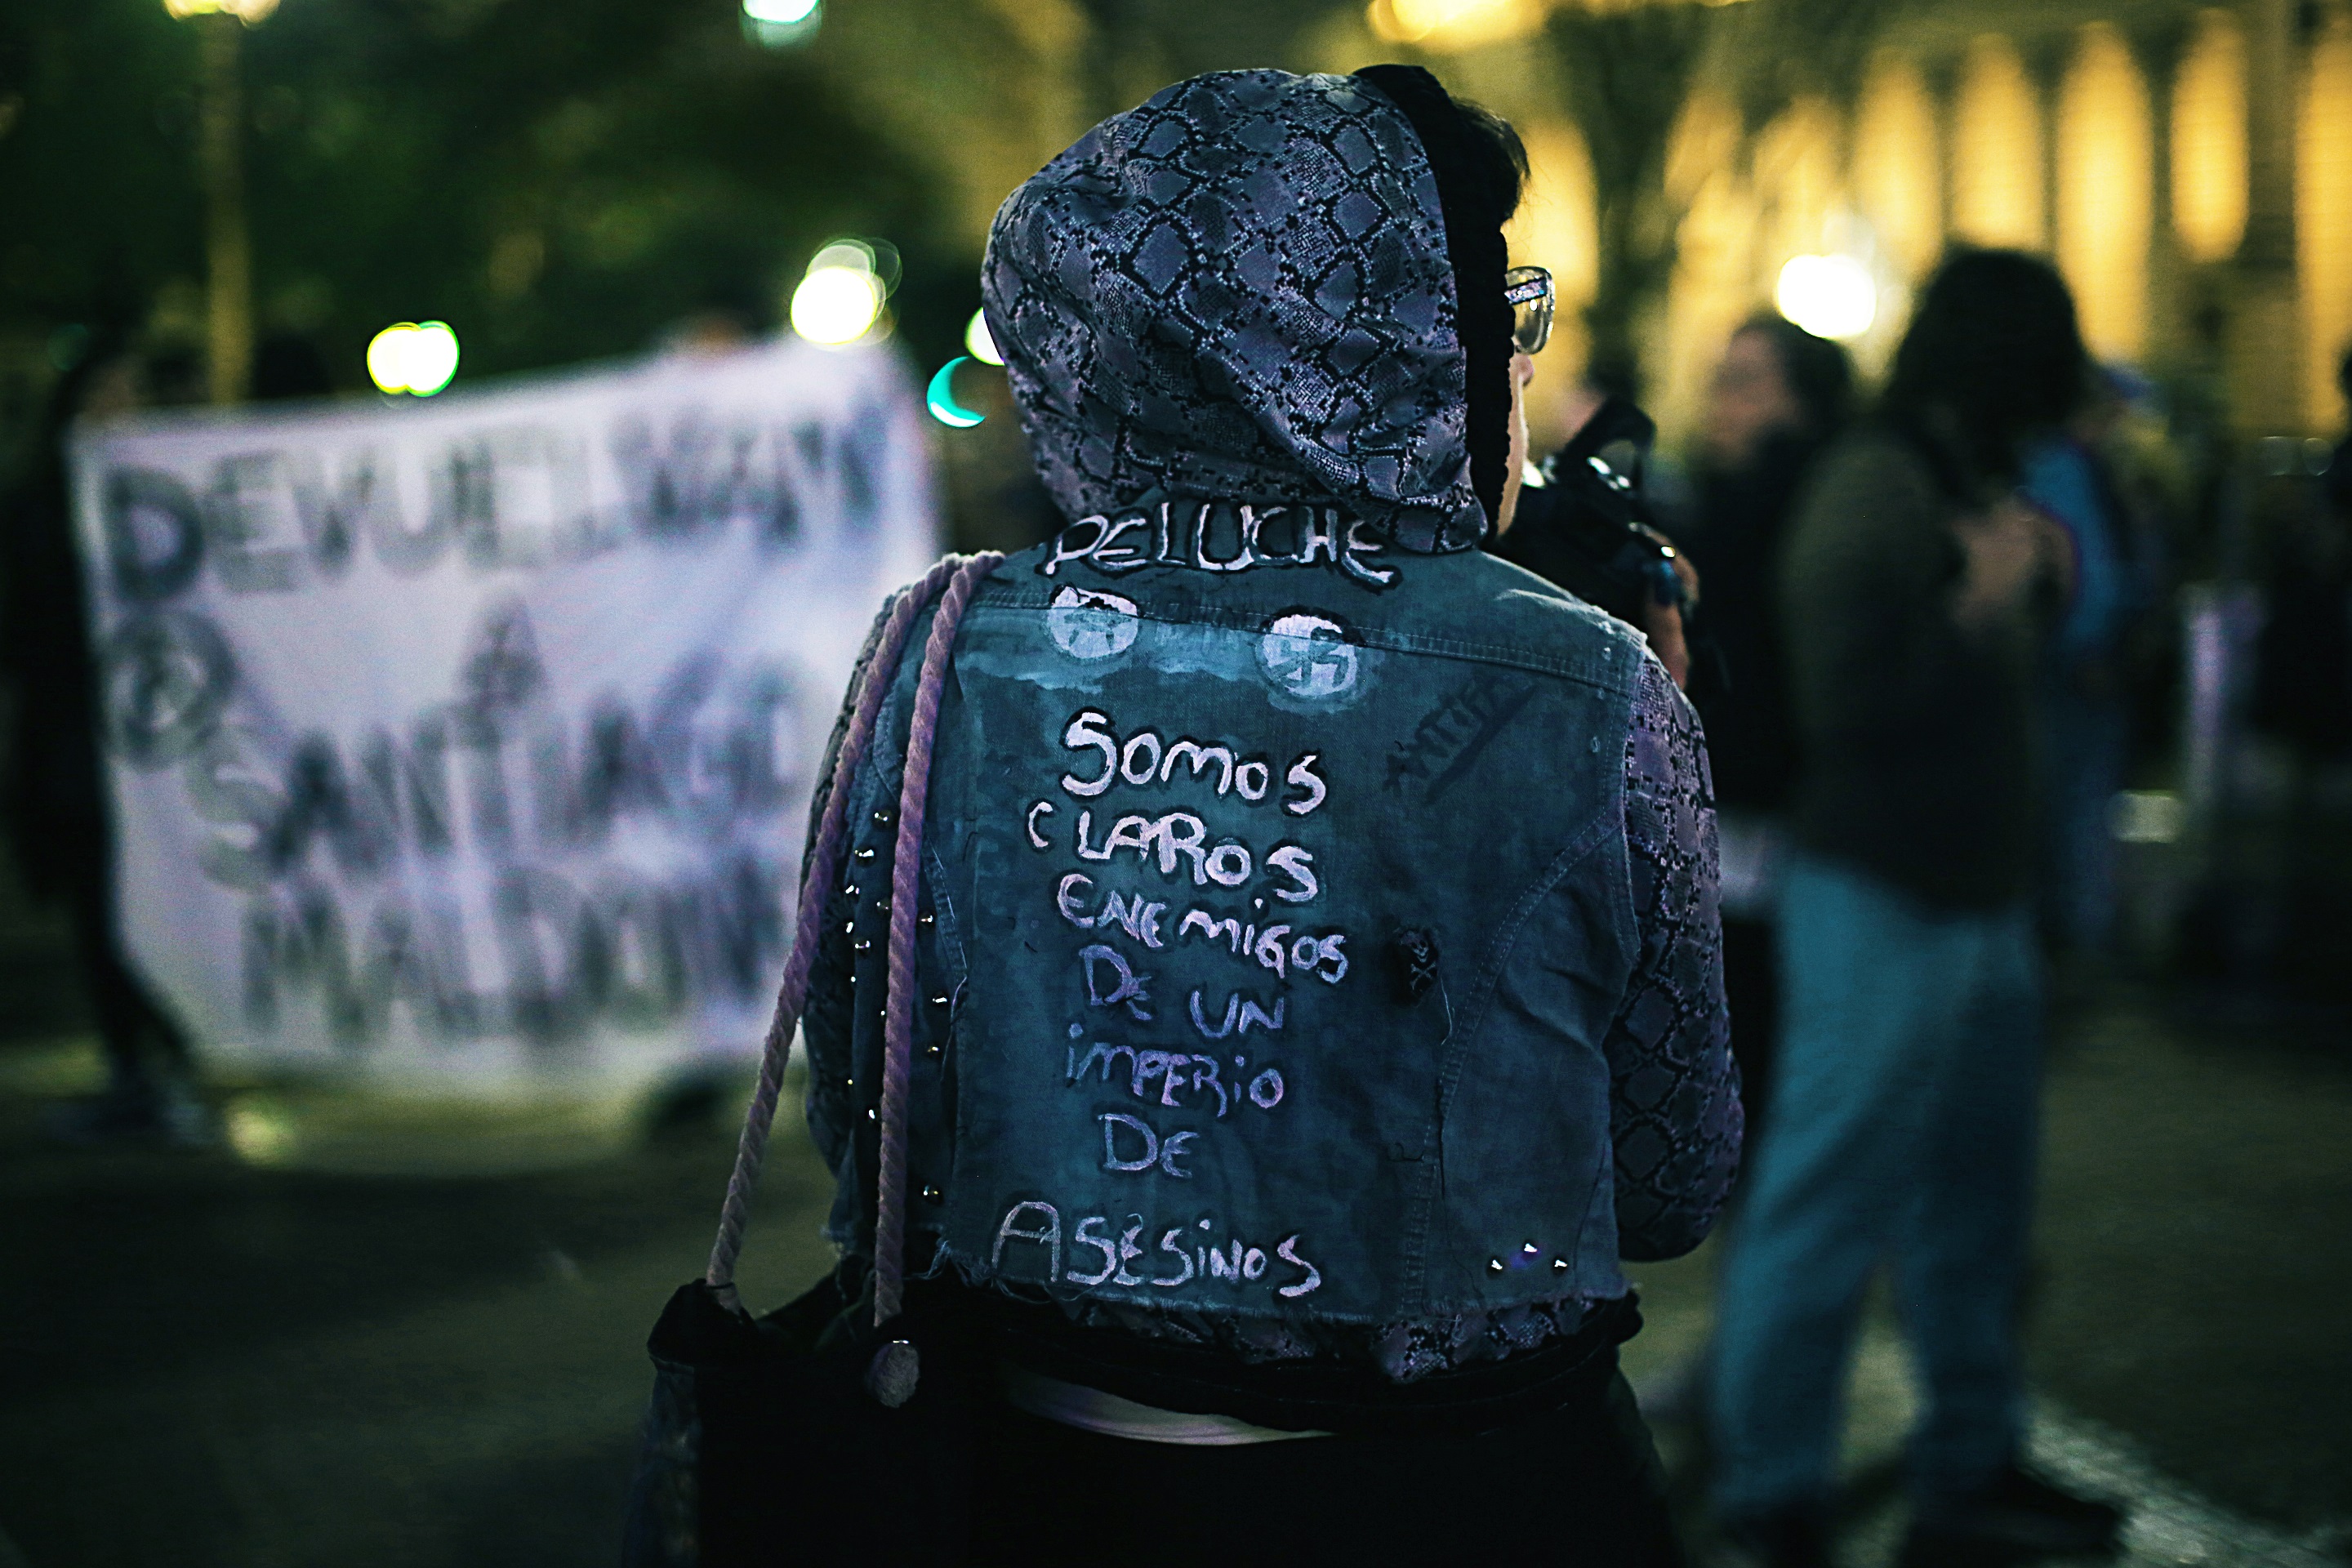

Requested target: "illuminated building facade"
[{"left": 1379, "top": 0, "right": 2352, "bottom": 445}]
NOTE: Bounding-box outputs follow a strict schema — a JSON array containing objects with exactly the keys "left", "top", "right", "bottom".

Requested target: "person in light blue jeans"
[
  {"left": 1712, "top": 851, "right": 2040, "bottom": 1514},
  {"left": 1708, "top": 252, "right": 2123, "bottom": 1568}
]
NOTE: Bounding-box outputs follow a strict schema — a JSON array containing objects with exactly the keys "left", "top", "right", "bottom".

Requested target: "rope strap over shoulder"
[
  {"left": 705, "top": 555, "right": 961, "bottom": 1294},
  {"left": 702, "top": 550, "right": 1003, "bottom": 1328},
  {"left": 871, "top": 554, "right": 997, "bottom": 1327}
]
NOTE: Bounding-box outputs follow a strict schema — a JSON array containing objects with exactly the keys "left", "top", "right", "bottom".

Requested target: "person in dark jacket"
[
  {"left": 1676, "top": 313, "right": 1851, "bottom": 1139},
  {"left": 797, "top": 66, "right": 1740, "bottom": 1561},
  {"left": 1707, "top": 252, "right": 2123, "bottom": 1568},
  {"left": 3, "top": 336, "right": 206, "bottom": 1144}
]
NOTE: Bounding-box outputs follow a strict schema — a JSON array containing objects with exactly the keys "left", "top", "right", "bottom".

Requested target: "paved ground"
[{"left": 0, "top": 984, "right": 2343, "bottom": 1567}]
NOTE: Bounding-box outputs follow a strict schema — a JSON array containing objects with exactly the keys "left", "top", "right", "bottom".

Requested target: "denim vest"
[{"left": 807, "top": 503, "right": 1646, "bottom": 1325}]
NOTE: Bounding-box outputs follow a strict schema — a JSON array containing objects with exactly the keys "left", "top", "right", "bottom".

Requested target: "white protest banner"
[{"left": 70, "top": 338, "right": 940, "bottom": 1096}]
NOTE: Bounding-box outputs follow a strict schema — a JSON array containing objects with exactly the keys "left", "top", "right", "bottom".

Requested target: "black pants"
[{"left": 969, "top": 1367, "right": 1685, "bottom": 1566}]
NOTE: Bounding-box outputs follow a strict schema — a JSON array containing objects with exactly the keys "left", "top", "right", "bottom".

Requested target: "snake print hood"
[{"left": 981, "top": 69, "right": 1488, "bottom": 555}]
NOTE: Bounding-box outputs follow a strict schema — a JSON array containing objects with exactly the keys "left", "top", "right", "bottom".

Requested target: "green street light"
[{"left": 163, "top": 0, "right": 276, "bottom": 403}]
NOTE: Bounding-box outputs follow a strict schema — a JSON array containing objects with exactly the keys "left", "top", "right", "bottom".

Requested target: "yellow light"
[
  {"left": 1775, "top": 255, "right": 1877, "bottom": 341},
  {"left": 2301, "top": 12, "right": 2352, "bottom": 426},
  {"left": 2173, "top": 9, "right": 2249, "bottom": 263},
  {"left": 163, "top": 0, "right": 279, "bottom": 20},
  {"left": 964, "top": 310, "right": 1004, "bottom": 366},
  {"left": 1365, "top": 0, "right": 1538, "bottom": 50},
  {"left": 791, "top": 269, "right": 882, "bottom": 346},
  {"left": 1854, "top": 51, "right": 1942, "bottom": 278},
  {"left": 2056, "top": 24, "right": 2154, "bottom": 360},
  {"left": 367, "top": 321, "right": 460, "bottom": 396},
  {"left": 1953, "top": 33, "right": 2046, "bottom": 249},
  {"left": 225, "top": 1099, "right": 297, "bottom": 1164}
]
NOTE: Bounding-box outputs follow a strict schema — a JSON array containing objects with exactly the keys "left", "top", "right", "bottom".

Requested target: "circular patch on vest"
[
  {"left": 1046, "top": 585, "right": 1140, "bottom": 660},
  {"left": 1258, "top": 612, "right": 1357, "bottom": 702}
]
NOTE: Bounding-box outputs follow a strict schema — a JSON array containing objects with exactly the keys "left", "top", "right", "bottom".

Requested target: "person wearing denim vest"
[{"left": 800, "top": 67, "right": 1739, "bottom": 1561}]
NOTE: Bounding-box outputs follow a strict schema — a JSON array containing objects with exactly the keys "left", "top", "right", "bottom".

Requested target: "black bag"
[{"left": 623, "top": 553, "right": 1000, "bottom": 1568}]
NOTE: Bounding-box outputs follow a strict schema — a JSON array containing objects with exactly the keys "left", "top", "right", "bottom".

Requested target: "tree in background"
[{"left": 0, "top": 0, "right": 958, "bottom": 472}]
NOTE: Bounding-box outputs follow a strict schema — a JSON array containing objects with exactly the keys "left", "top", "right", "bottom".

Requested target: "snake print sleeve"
[{"left": 1610, "top": 653, "right": 1742, "bottom": 1262}]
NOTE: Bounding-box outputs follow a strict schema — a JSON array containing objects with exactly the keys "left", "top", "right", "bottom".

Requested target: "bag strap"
[
  {"left": 870, "top": 551, "right": 1000, "bottom": 1325},
  {"left": 702, "top": 550, "right": 1001, "bottom": 1308}
]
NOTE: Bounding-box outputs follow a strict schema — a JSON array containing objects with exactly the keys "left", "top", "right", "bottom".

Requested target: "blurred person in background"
[
  {"left": 1707, "top": 250, "right": 2123, "bottom": 1568},
  {"left": 2, "top": 332, "right": 207, "bottom": 1145},
  {"left": 2020, "top": 368, "right": 2158, "bottom": 961},
  {"left": 1675, "top": 314, "right": 1853, "bottom": 1139},
  {"left": 2328, "top": 346, "right": 2352, "bottom": 528},
  {"left": 2250, "top": 346, "right": 2352, "bottom": 774},
  {"left": 787, "top": 66, "right": 1739, "bottom": 1562}
]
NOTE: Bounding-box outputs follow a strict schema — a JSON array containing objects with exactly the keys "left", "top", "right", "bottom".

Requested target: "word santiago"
[{"left": 165, "top": 599, "right": 805, "bottom": 1047}]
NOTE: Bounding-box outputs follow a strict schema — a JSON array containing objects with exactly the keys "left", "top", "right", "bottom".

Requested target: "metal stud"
[
  {"left": 930, "top": 994, "right": 949, "bottom": 1009},
  {"left": 924, "top": 1043, "right": 942, "bottom": 1058},
  {"left": 875, "top": 897, "right": 890, "bottom": 912},
  {"left": 854, "top": 847, "right": 876, "bottom": 862},
  {"left": 918, "top": 912, "right": 935, "bottom": 928},
  {"left": 872, "top": 808, "right": 894, "bottom": 826},
  {"left": 920, "top": 1184, "right": 944, "bottom": 1205},
  {"left": 853, "top": 938, "right": 873, "bottom": 953},
  {"left": 842, "top": 920, "right": 857, "bottom": 936},
  {"left": 843, "top": 882, "right": 859, "bottom": 899},
  {"left": 1552, "top": 1258, "right": 1570, "bottom": 1273},
  {"left": 1521, "top": 1241, "right": 1540, "bottom": 1257},
  {"left": 844, "top": 1077, "right": 855, "bottom": 1089},
  {"left": 865, "top": 1107, "right": 877, "bottom": 1121},
  {"left": 1486, "top": 1258, "right": 1504, "bottom": 1276}
]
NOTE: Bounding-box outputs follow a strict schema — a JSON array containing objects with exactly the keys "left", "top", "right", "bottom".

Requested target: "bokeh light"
[
  {"left": 1365, "top": 0, "right": 1539, "bottom": 48},
  {"left": 790, "top": 239, "right": 892, "bottom": 346},
  {"left": 807, "top": 238, "right": 879, "bottom": 279},
  {"left": 964, "top": 309, "right": 1004, "bottom": 366},
  {"left": 2173, "top": 9, "right": 2249, "bottom": 264},
  {"left": 163, "top": 0, "right": 279, "bottom": 21},
  {"left": 742, "top": 0, "right": 819, "bottom": 48},
  {"left": 366, "top": 321, "right": 461, "bottom": 395},
  {"left": 1774, "top": 255, "right": 1877, "bottom": 341},
  {"left": 927, "top": 358, "right": 985, "bottom": 427},
  {"left": 790, "top": 269, "right": 882, "bottom": 346}
]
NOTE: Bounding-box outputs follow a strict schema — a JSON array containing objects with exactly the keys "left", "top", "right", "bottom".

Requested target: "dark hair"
[
  {"left": 1882, "top": 247, "right": 2087, "bottom": 485},
  {"left": 1353, "top": 65, "right": 1526, "bottom": 532},
  {"left": 1735, "top": 312, "right": 1853, "bottom": 439}
]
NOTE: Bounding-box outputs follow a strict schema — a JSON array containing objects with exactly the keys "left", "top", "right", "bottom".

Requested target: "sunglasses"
[{"left": 1504, "top": 265, "right": 1555, "bottom": 356}]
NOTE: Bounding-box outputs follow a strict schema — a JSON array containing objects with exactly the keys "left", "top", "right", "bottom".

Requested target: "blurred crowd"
[
  {"left": 1557, "top": 247, "right": 2352, "bottom": 1566},
  {"left": 1654, "top": 270, "right": 2352, "bottom": 1000}
]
